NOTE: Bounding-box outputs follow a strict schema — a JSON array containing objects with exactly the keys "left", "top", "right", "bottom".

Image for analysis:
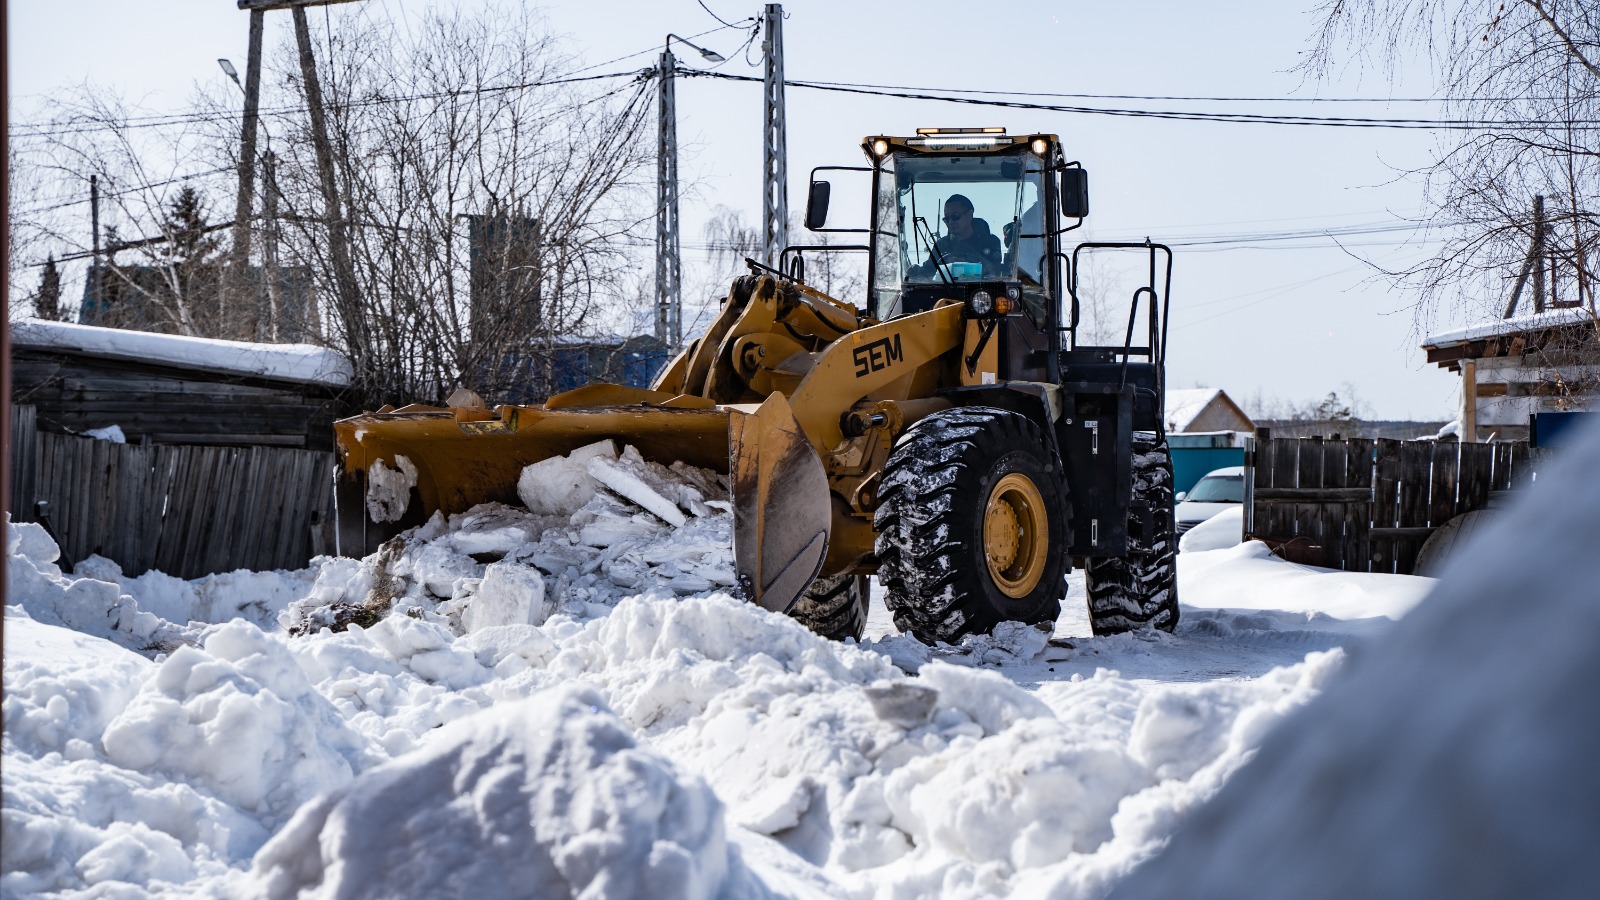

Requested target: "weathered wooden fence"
[
  {"left": 1248, "top": 436, "right": 1531, "bottom": 574},
  {"left": 9, "top": 406, "right": 334, "bottom": 579}
]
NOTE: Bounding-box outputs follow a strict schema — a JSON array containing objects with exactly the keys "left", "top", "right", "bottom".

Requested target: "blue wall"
[{"left": 1169, "top": 432, "right": 1250, "bottom": 497}]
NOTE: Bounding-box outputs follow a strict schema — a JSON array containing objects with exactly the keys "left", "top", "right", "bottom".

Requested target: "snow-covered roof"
[
  {"left": 1422, "top": 306, "right": 1598, "bottom": 348},
  {"left": 1166, "top": 388, "right": 1224, "bottom": 432},
  {"left": 11, "top": 318, "right": 353, "bottom": 388}
]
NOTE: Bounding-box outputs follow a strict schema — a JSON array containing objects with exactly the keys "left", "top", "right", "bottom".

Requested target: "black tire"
[
  {"left": 788, "top": 574, "right": 869, "bottom": 641},
  {"left": 874, "top": 407, "right": 1067, "bottom": 644},
  {"left": 1085, "top": 432, "right": 1180, "bottom": 635}
]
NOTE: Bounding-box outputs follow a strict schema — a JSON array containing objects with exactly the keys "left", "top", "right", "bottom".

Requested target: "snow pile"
[
  {"left": 1178, "top": 506, "right": 1242, "bottom": 553},
  {"left": 290, "top": 440, "right": 735, "bottom": 636},
  {"left": 1111, "top": 417, "right": 1600, "bottom": 900},
  {"left": 6, "top": 519, "right": 202, "bottom": 654},
  {"left": 3, "top": 434, "right": 1442, "bottom": 898},
  {"left": 250, "top": 684, "right": 764, "bottom": 900},
  {"left": 1180, "top": 539, "right": 1431, "bottom": 622}
]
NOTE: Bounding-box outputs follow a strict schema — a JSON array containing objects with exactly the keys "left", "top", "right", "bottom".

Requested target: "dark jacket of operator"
[{"left": 912, "top": 218, "right": 1003, "bottom": 277}]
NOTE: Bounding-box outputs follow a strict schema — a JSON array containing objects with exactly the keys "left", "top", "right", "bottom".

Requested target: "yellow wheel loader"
[{"left": 334, "top": 128, "right": 1179, "bottom": 644}]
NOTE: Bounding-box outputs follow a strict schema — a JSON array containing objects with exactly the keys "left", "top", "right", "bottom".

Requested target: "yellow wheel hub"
[{"left": 983, "top": 472, "right": 1049, "bottom": 598}]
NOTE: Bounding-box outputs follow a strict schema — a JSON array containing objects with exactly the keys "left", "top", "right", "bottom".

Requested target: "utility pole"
[
  {"left": 228, "top": 8, "right": 265, "bottom": 330},
  {"left": 289, "top": 3, "right": 365, "bottom": 360},
  {"left": 1504, "top": 195, "right": 1547, "bottom": 318},
  {"left": 237, "top": 1, "right": 364, "bottom": 354},
  {"left": 656, "top": 49, "right": 682, "bottom": 349},
  {"left": 761, "top": 3, "right": 787, "bottom": 268},
  {"left": 262, "top": 152, "right": 283, "bottom": 341},
  {"left": 90, "top": 174, "right": 101, "bottom": 320}
]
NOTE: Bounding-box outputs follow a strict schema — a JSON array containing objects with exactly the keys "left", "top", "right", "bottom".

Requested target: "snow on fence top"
[{"left": 11, "top": 318, "right": 353, "bottom": 388}]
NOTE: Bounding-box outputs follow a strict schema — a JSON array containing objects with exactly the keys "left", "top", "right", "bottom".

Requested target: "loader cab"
[
  {"left": 806, "top": 129, "right": 1086, "bottom": 384},
  {"left": 861, "top": 131, "right": 1075, "bottom": 325}
]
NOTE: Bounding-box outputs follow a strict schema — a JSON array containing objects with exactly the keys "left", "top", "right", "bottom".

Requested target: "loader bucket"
[{"left": 332, "top": 390, "right": 829, "bottom": 615}]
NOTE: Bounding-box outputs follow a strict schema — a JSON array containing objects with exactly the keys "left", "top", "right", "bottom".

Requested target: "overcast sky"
[{"left": 8, "top": 0, "right": 1479, "bottom": 420}]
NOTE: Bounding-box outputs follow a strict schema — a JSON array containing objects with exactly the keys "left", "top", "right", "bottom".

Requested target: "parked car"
[{"left": 1175, "top": 465, "right": 1245, "bottom": 536}]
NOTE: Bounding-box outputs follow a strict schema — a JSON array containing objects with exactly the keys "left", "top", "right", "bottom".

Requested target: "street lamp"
[
  {"left": 218, "top": 58, "right": 241, "bottom": 86},
  {"left": 666, "top": 33, "right": 726, "bottom": 63}
]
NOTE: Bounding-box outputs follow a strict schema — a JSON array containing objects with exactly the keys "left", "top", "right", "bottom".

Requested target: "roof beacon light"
[{"left": 915, "top": 127, "right": 1007, "bottom": 135}]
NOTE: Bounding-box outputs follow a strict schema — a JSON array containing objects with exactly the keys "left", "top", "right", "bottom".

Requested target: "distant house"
[
  {"left": 1164, "top": 388, "right": 1255, "bottom": 434},
  {"left": 479, "top": 334, "right": 672, "bottom": 405},
  {"left": 1421, "top": 306, "right": 1599, "bottom": 442},
  {"left": 80, "top": 262, "right": 318, "bottom": 343}
]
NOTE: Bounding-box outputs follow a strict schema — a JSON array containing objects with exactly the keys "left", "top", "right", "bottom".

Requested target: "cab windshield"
[{"left": 871, "top": 149, "right": 1048, "bottom": 318}]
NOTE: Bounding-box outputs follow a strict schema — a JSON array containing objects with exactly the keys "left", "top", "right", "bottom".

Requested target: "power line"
[
  {"left": 695, "top": 1, "right": 753, "bottom": 30},
  {"left": 8, "top": 69, "right": 652, "bottom": 139},
  {"left": 794, "top": 79, "right": 1460, "bottom": 104},
  {"left": 13, "top": 166, "right": 235, "bottom": 216},
  {"left": 679, "top": 70, "right": 1600, "bottom": 130}
]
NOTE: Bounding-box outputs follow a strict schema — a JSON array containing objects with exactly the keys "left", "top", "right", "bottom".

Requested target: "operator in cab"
[{"left": 908, "top": 194, "right": 1002, "bottom": 279}]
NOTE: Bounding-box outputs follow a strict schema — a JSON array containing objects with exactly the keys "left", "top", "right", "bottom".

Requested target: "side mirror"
[
  {"left": 1174, "top": 491, "right": 1187, "bottom": 503},
  {"left": 805, "top": 181, "right": 831, "bottom": 230},
  {"left": 1060, "top": 168, "right": 1089, "bottom": 219}
]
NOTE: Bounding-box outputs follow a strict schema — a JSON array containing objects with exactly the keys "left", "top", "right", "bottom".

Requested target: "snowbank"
[
  {"left": 3, "top": 437, "right": 1436, "bottom": 898},
  {"left": 1180, "top": 539, "right": 1430, "bottom": 622},
  {"left": 250, "top": 684, "right": 764, "bottom": 900},
  {"left": 1111, "top": 416, "right": 1600, "bottom": 899}
]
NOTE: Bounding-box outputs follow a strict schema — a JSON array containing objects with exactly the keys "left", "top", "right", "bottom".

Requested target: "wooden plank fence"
[
  {"left": 9, "top": 405, "right": 334, "bottom": 579},
  {"left": 1248, "top": 436, "right": 1530, "bottom": 574}
]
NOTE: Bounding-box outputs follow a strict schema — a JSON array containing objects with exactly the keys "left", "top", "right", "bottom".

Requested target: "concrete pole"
[
  {"left": 229, "top": 9, "right": 265, "bottom": 333},
  {"left": 656, "top": 50, "right": 682, "bottom": 349},
  {"left": 761, "top": 4, "right": 788, "bottom": 267}
]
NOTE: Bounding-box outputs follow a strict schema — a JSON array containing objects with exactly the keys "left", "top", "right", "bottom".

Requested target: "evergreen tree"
[
  {"left": 164, "top": 186, "right": 221, "bottom": 268},
  {"left": 161, "top": 186, "right": 226, "bottom": 335},
  {"left": 34, "top": 255, "right": 62, "bottom": 320}
]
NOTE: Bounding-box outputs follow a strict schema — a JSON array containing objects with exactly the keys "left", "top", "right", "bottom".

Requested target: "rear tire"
[
  {"left": 1085, "top": 432, "right": 1180, "bottom": 635},
  {"left": 788, "top": 574, "right": 869, "bottom": 641},
  {"left": 875, "top": 407, "right": 1066, "bottom": 645}
]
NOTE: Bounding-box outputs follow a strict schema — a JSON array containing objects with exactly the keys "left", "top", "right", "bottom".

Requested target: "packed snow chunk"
[
  {"left": 100, "top": 620, "right": 375, "bottom": 826},
  {"left": 7, "top": 517, "right": 189, "bottom": 654},
  {"left": 362, "top": 613, "right": 487, "bottom": 689},
  {"left": 445, "top": 502, "right": 550, "bottom": 559},
  {"left": 250, "top": 684, "right": 756, "bottom": 900},
  {"left": 81, "top": 424, "right": 126, "bottom": 443},
  {"left": 461, "top": 624, "right": 559, "bottom": 671},
  {"left": 589, "top": 447, "right": 689, "bottom": 527},
  {"left": 916, "top": 660, "right": 1053, "bottom": 736},
  {"left": 365, "top": 454, "right": 418, "bottom": 523},
  {"left": 10, "top": 519, "right": 62, "bottom": 576},
  {"left": 460, "top": 560, "right": 549, "bottom": 632},
  {"left": 517, "top": 439, "right": 617, "bottom": 516}
]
